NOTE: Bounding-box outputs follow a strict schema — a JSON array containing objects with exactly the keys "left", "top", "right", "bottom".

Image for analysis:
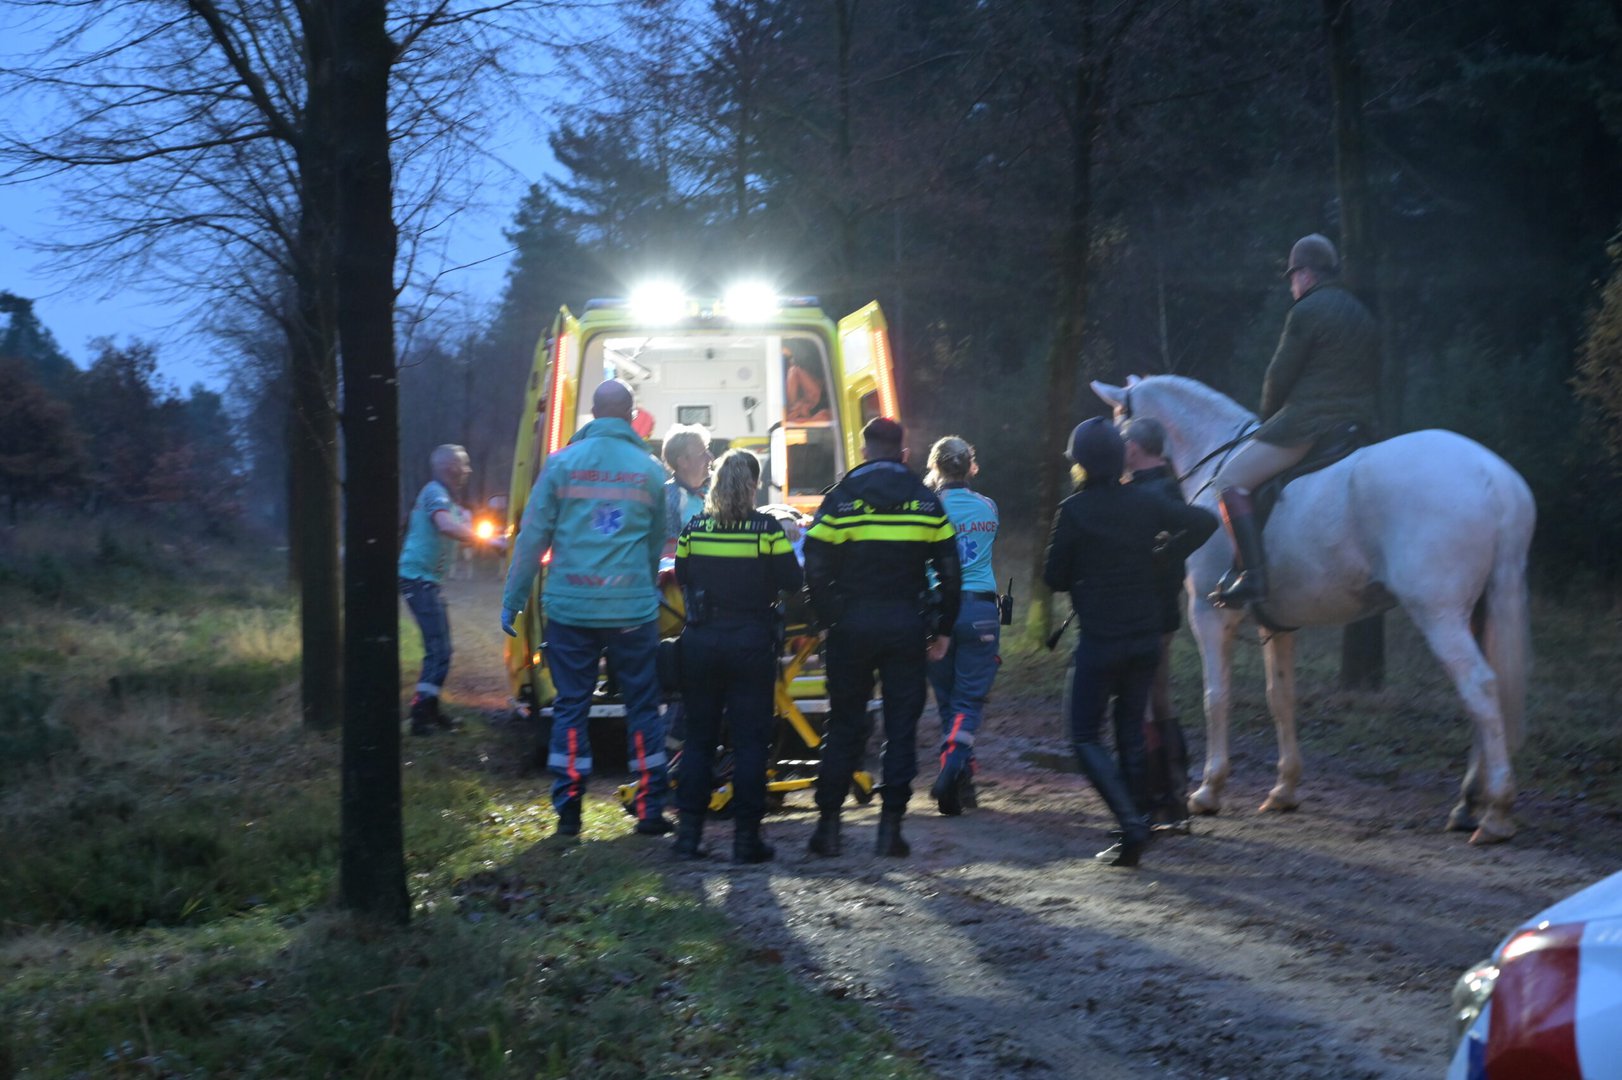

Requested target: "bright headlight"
[
  {"left": 1449, "top": 959, "right": 1498, "bottom": 1046},
  {"left": 722, "top": 281, "right": 780, "bottom": 323},
  {"left": 629, "top": 281, "right": 688, "bottom": 325}
]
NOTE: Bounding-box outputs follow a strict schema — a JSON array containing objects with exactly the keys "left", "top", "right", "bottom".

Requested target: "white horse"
[{"left": 1091, "top": 375, "right": 1534, "bottom": 843}]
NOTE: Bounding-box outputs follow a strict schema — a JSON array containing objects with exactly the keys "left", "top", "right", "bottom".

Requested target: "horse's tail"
[{"left": 1477, "top": 470, "right": 1535, "bottom": 753}]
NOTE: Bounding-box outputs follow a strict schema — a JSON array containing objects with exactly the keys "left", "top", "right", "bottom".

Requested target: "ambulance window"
[
  {"left": 859, "top": 390, "right": 881, "bottom": 426},
  {"left": 784, "top": 339, "right": 831, "bottom": 423},
  {"left": 677, "top": 405, "right": 712, "bottom": 426},
  {"left": 786, "top": 427, "right": 837, "bottom": 496}
]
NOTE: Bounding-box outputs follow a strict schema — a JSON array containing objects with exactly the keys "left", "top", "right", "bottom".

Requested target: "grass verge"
[{"left": 0, "top": 513, "right": 925, "bottom": 1079}]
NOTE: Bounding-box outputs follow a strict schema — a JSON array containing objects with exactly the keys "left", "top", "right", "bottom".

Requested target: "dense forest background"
[{"left": 5, "top": 0, "right": 1622, "bottom": 589}]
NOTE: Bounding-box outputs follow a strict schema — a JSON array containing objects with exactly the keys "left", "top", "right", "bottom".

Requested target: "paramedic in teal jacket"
[
  {"left": 501, "top": 379, "right": 673, "bottom": 839},
  {"left": 923, "top": 436, "right": 1002, "bottom": 816}
]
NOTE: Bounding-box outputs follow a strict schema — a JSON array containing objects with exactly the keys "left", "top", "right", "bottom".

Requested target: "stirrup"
[{"left": 1210, "top": 570, "right": 1265, "bottom": 609}]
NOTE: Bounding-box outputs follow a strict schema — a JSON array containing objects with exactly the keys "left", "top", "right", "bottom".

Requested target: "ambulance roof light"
[
  {"left": 628, "top": 281, "right": 689, "bottom": 325},
  {"left": 721, "top": 281, "right": 780, "bottom": 323}
]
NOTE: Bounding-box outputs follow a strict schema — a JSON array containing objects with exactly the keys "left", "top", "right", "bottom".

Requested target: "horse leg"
[
  {"left": 1260, "top": 630, "right": 1301, "bottom": 812},
  {"left": 1446, "top": 741, "right": 1486, "bottom": 833},
  {"left": 1188, "top": 605, "right": 1238, "bottom": 816},
  {"left": 1410, "top": 609, "right": 1516, "bottom": 843}
]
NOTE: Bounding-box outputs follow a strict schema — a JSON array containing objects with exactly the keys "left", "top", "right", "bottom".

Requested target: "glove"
[{"left": 500, "top": 606, "right": 519, "bottom": 637}]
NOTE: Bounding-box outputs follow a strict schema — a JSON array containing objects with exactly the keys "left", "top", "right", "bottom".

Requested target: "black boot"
[
  {"left": 732, "top": 820, "right": 774, "bottom": 864},
  {"left": 931, "top": 767, "right": 963, "bottom": 817},
  {"left": 556, "top": 799, "right": 582, "bottom": 837},
  {"left": 408, "top": 694, "right": 434, "bottom": 736},
  {"left": 874, "top": 808, "right": 910, "bottom": 857},
  {"left": 807, "top": 809, "right": 842, "bottom": 856},
  {"left": 673, "top": 814, "right": 707, "bottom": 859},
  {"left": 1211, "top": 487, "right": 1267, "bottom": 608},
  {"left": 1073, "top": 743, "right": 1149, "bottom": 868}
]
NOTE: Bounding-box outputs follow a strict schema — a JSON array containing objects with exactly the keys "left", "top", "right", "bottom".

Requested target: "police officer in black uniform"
[
  {"left": 673, "top": 450, "right": 804, "bottom": 863},
  {"left": 1043, "top": 418, "right": 1218, "bottom": 867},
  {"left": 803, "top": 417, "right": 962, "bottom": 858}
]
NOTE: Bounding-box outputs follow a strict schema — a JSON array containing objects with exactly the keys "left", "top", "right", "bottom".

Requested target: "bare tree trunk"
[
  {"left": 333, "top": 0, "right": 408, "bottom": 924},
  {"left": 833, "top": 0, "right": 857, "bottom": 309},
  {"left": 1026, "top": 26, "right": 1097, "bottom": 645},
  {"left": 287, "top": 1, "right": 345, "bottom": 731},
  {"left": 1324, "top": 0, "right": 1384, "bottom": 689}
]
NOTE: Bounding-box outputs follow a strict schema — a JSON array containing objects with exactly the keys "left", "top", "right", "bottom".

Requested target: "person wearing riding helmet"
[
  {"left": 1211, "top": 233, "right": 1380, "bottom": 607},
  {"left": 923, "top": 436, "right": 1001, "bottom": 817},
  {"left": 1043, "top": 418, "right": 1218, "bottom": 867}
]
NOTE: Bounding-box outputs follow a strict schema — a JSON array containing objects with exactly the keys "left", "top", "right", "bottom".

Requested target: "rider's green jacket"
[{"left": 1256, "top": 281, "right": 1379, "bottom": 446}]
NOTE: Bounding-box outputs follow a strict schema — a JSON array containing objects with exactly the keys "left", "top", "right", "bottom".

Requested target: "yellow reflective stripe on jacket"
[
  {"left": 805, "top": 514, "right": 953, "bottom": 545},
  {"left": 683, "top": 534, "right": 769, "bottom": 559},
  {"left": 763, "top": 533, "right": 793, "bottom": 556}
]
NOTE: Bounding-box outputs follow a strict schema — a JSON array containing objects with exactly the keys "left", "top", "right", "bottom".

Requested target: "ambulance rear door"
[{"left": 834, "top": 302, "right": 900, "bottom": 468}]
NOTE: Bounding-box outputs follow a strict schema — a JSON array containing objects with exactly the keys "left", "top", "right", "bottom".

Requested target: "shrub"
[{"left": 0, "top": 673, "right": 76, "bottom": 784}]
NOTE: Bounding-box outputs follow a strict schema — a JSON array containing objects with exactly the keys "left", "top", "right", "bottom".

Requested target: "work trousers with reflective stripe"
[
  {"left": 927, "top": 595, "right": 1001, "bottom": 778},
  {"left": 676, "top": 621, "right": 777, "bottom": 826},
  {"left": 816, "top": 601, "right": 928, "bottom": 813},
  {"left": 543, "top": 619, "right": 667, "bottom": 818}
]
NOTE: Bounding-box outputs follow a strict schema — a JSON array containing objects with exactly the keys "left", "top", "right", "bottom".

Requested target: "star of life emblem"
[{"left": 592, "top": 502, "right": 624, "bottom": 536}]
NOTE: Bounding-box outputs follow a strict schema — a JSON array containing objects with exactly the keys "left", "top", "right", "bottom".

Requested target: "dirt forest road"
[{"left": 438, "top": 575, "right": 1619, "bottom": 1079}]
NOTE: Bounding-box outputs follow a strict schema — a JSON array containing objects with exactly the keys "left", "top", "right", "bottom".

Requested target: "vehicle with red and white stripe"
[{"left": 1448, "top": 868, "right": 1622, "bottom": 1079}]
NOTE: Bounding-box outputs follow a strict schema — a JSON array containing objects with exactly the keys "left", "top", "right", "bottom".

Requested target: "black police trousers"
[
  {"left": 676, "top": 620, "right": 778, "bottom": 826},
  {"left": 815, "top": 600, "right": 928, "bottom": 813}
]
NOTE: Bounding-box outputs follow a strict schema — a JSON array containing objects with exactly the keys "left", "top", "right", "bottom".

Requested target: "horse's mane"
[{"left": 1137, "top": 375, "right": 1255, "bottom": 428}]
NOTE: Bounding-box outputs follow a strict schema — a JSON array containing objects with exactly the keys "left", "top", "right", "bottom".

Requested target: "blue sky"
[{"left": 0, "top": 5, "right": 566, "bottom": 393}]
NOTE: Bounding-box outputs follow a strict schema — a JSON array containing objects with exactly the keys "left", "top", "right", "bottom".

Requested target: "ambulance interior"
[{"left": 575, "top": 332, "right": 842, "bottom": 504}]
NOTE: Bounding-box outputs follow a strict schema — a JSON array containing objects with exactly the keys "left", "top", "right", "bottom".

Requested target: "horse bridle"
[{"left": 1117, "top": 383, "right": 1256, "bottom": 496}]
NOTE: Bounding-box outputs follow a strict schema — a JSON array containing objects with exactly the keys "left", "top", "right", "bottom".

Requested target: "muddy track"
[{"left": 440, "top": 576, "right": 1619, "bottom": 1079}]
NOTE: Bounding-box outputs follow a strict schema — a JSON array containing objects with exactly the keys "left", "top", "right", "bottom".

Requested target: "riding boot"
[
  {"left": 1212, "top": 487, "right": 1268, "bottom": 608},
  {"left": 1073, "top": 743, "right": 1150, "bottom": 867},
  {"left": 673, "top": 813, "right": 707, "bottom": 860},
  {"left": 874, "top": 808, "right": 910, "bottom": 858},
  {"left": 732, "top": 819, "right": 774, "bottom": 864},
  {"left": 807, "top": 809, "right": 842, "bottom": 857},
  {"left": 931, "top": 749, "right": 967, "bottom": 816}
]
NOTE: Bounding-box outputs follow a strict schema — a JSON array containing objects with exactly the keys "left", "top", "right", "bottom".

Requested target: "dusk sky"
[{"left": 0, "top": 4, "right": 566, "bottom": 392}]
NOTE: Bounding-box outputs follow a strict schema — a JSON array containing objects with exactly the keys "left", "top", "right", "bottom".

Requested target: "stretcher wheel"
[{"left": 851, "top": 771, "right": 876, "bottom": 805}]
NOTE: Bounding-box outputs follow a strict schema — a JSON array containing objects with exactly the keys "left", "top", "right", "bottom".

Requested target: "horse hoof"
[
  {"left": 1188, "top": 789, "right": 1221, "bottom": 816},
  {"left": 1445, "top": 805, "right": 1478, "bottom": 833},
  {"left": 1469, "top": 818, "right": 1516, "bottom": 845},
  {"left": 1258, "top": 795, "right": 1299, "bottom": 813}
]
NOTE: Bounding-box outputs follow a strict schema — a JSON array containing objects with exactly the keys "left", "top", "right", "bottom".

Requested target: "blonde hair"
[
  {"left": 925, "top": 436, "right": 976, "bottom": 490},
  {"left": 705, "top": 449, "right": 760, "bottom": 524}
]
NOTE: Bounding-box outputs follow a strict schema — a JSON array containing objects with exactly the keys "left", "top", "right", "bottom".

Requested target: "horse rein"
[
  {"left": 1177, "top": 421, "right": 1258, "bottom": 502},
  {"left": 1118, "top": 383, "right": 1256, "bottom": 499}
]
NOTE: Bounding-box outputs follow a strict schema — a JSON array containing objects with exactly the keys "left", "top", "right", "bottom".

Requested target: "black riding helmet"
[{"left": 1065, "top": 416, "right": 1124, "bottom": 487}]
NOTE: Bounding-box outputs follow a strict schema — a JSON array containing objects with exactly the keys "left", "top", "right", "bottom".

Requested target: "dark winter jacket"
[
  {"left": 1129, "top": 464, "right": 1191, "bottom": 633},
  {"left": 1042, "top": 478, "right": 1218, "bottom": 640},
  {"left": 1255, "top": 281, "right": 1380, "bottom": 446},
  {"left": 803, "top": 459, "right": 961, "bottom": 631}
]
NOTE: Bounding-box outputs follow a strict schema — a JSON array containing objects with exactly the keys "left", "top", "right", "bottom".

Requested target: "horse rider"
[
  {"left": 671, "top": 450, "right": 804, "bottom": 864},
  {"left": 1044, "top": 418, "right": 1218, "bottom": 867},
  {"left": 1211, "top": 233, "right": 1380, "bottom": 608},
  {"left": 803, "top": 417, "right": 961, "bottom": 859}
]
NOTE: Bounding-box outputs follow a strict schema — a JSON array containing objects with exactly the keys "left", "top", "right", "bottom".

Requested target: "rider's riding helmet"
[
  {"left": 1065, "top": 417, "right": 1125, "bottom": 487},
  {"left": 1286, "top": 233, "right": 1340, "bottom": 277}
]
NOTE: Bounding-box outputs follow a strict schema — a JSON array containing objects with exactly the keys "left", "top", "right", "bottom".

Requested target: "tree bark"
[
  {"left": 1026, "top": 23, "right": 1097, "bottom": 645},
  {"left": 333, "top": 0, "right": 408, "bottom": 924},
  {"left": 1324, "top": 0, "right": 1384, "bottom": 689}
]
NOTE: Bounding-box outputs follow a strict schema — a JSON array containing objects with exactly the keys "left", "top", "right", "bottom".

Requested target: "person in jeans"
[
  {"left": 501, "top": 379, "right": 672, "bottom": 839},
  {"left": 923, "top": 436, "right": 1001, "bottom": 816},
  {"left": 672, "top": 450, "right": 803, "bottom": 863},
  {"left": 399, "top": 444, "right": 505, "bottom": 735},
  {"left": 1043, "top": 418, "right": 1217, "bottom": 867}
]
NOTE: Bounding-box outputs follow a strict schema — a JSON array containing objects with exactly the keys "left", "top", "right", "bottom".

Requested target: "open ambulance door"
[
  {"left": 502, "top": 307, "right": 578, "bottom": 709},
  {"left": 834, "top": 302, "right": 899, "bottom": 468}
]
